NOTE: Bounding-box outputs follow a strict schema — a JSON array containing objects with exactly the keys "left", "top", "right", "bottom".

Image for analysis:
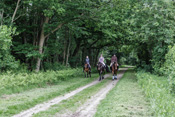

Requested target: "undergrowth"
[
  {"left": 0, "top": 68, "right": 82, "bottom": 96},
  {"left": 137, "top": 72, "right": 175, "bottom": 117}
]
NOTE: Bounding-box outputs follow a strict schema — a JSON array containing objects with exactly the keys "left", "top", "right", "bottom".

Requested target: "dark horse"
[
  {"left": 84, "top": 63, "right": 91, "bottom": 78},
  {"left": 97, "top": 62, "right": 106, "bottom": 81},
  {"left": 111, "top": 62, "right": 119, "bottom": 80}
]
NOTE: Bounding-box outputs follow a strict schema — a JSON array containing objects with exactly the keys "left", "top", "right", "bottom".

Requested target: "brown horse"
[
  {"left": 84, "top": 63, "right": 91, "bottom": 78},
  {"left": 97, "top": 62, "right": 105, "bottom": 81},
  {"left": 111, "top": 62, "right": 119, "bottom": 80}
]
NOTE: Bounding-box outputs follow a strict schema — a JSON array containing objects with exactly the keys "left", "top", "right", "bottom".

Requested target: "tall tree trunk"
[
  {"left": 35, "top": 17, "right": 64, "bottom": 72},
  {"left": 33, "top": 17, "right": 38, "bottom": 46},
  {"left": 82, "top": 47, "right": 85, "bottom": 65},
  {"left": 66, "top": 29, "right": 71, "bottom": 66},
  {"left": 72, "top": 38, "right": 82, "bottom": 57},
  {"left": 94, "top": 49, "right": 100, "bottom": 66},
  {"left": 62, "top": 27, "right": 67, "bottom": 65},
  {"left": 0, "top": 10, "right": 4, "bottom": 25},
  {"left": 11, "top": 0, "right": 21, "bottom": 24},
  {"left": 23, "top": 32, "right": 28, "bottom": 64},
  {"left": 35, "top": 17, "right": 49, "bottom": 72},
  {"left": 91, "top": 49, "right": 93, "bottom": 65},
  {"left": 62, "top": 42, "right": 66, "bottom": 65}
]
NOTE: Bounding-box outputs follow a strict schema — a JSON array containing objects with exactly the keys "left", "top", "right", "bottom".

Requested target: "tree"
[{"left": 0, "top": 25, "right": 18, "bottom": 71}]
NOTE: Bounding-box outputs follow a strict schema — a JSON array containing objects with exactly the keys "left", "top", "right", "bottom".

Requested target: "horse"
[
  {"left": 97, "top": 62, "right": 106, "bottom": 81},
  {"left": 84, "top": 63, "right": 91, "bottom": 78},
  {"left": 111, "top": 62, "right": 119, "bottom": 80}
]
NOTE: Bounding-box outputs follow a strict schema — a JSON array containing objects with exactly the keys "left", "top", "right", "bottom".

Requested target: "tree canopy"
[{"left": 0, "top": 0, "right": 175, "bottom": 73}]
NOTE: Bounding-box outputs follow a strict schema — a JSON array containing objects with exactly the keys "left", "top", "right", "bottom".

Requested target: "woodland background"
[{"left": 0, "top": 0, "right": 175, "bottom": 77}]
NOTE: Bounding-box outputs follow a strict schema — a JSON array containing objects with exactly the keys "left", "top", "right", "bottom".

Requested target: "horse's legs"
[
  {"left": 84, "top": 71, "right": 87, "bottom": 78},
  {"left": 115, "top": 70, "right": 118, "bottom": 79},
  {"left": 114, "top": 74, "right": 117, "bottom": 79},
  {"left": 84, "top": 72, "right": 86, "bottom": 78},
  {"left": 99, "top": 71, "right": 101, "bottom": 81},
  {"left": 102, "top": 71, "right": 104, "bottom": 79},
  {"left": 112, "top": 70, "right": 114, "bottom": 80}
]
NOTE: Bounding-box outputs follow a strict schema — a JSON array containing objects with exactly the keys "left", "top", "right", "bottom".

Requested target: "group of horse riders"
[{"left": 84, "top": 54, "right": 119, "bottom": 73}]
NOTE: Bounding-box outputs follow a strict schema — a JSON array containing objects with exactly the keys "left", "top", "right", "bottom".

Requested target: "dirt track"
[
  {"left": 55, "top": 68, "right": 128, "bottom": 117},
  {"left": 12, "top": 74, "right": 111, "bottom": 117}
]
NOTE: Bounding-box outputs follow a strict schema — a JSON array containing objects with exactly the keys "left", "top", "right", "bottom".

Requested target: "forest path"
[
  {"left": 55, "top": 68, "right": 127, "bottom": 117},
  {"left": 12, "top": 73, "right": 112, "bottom": 117}
]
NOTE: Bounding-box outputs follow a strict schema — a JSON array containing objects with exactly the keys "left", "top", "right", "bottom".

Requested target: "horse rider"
[
  {"left": 84, "top": 56, "right": 91, "bottom": 72},
  {"left": 98, "top": 54, "right": 109, "bottom": 72},
  {"left": 110, "top": 54, "right": 118, "bottom": 71},
  {"left": 99, "top": 54, "right": 106, "bottom": 67}
]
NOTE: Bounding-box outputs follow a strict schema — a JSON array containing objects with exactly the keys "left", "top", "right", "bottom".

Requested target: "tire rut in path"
[
  {"left": 56, "top": 68, "right": 128, "bottom": 117},
  {"left": 13, "top": 74, "right": 111, "bottom": 117}
]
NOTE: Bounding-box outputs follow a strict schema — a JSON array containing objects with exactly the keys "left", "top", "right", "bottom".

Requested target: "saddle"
[
  {"left": 111, "top": 62, "right": 118, "bottom": 70},
  {"left": 84, "top": 63, "right": 89, "bottom": 68}
]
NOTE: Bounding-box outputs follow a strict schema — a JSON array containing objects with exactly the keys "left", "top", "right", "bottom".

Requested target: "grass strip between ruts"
[
  {"left": 95, "top": 68, "right": 153, "bottom": 117},
  {"left": 0, "top": 74, "right": 98, "bottom": 117}
]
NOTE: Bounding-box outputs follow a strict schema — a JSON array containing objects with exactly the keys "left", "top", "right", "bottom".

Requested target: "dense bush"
[
  {"left": 137, "top": 72, "right": 175, "bottom": 116},
  {"left": 43, "top": 62, "right": 68, "bottom": 71},
  {"left": 162, "top": 45, "right": 175, "bottom": 93},
  {"left": 0, "top": 25, "right": 19, "bottom": 71},
  {"left": 0, "top": 68, "right": 82, "bottom": 96}
]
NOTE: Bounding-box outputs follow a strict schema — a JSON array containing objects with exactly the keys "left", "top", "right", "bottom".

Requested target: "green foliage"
[
  {"left": 43, "top": 62, "right": 68, "bottom": 71},
  {"left": 137, "top": 72, "right": 175, "bottom": 116},
  {"left": 13, "top": 43, "right": 40, "bottom": 59},
  {"left": 0, "top": 25, "right": 19, "bottom": 71},
  {"left": 162, "top": 45, "right": 175, "bottom": 93},
  {"left": 1, "top": 0, "right": 175, "bottom": 75},
  {"left": 0, "top": 68, "right": 82, "bottom": 96},
  {"left": 129, "top": 0, "right": 175, "bottom": 71}
]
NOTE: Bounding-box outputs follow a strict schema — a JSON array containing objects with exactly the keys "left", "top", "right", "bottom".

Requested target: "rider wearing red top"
[
  {"left": 111, "top": 54, "right": 117, "bottom": 63},
  {"left": 110, "top": 54, "right": 118, "bottom": 71}
]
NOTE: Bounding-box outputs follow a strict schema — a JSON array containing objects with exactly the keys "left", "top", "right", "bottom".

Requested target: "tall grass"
[
  {"left": 137, "top": 72, "right": 175, "bottom": 117},
  {"left": 0, "top": 68, "right": 82, "bottom": 96}
]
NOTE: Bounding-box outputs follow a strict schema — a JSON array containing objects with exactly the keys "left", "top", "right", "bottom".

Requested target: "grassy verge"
[
  {"left": 0, "top": 68, "right": 82, "bottom": 96},
  {"left": 95, "top": 69, "right": 152, "bottom": 117},
  {"left": 120, "top": 65, "right": 135, "bottom": 68},
  {"left": 33, "top": 77, "right": 111, "bottom": 117},
  {"left": 137, "top": 72, "right": 175, "bottom": 117},
  {"left": 0, "top": 74, "right": 98, "bottom": 117}
]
